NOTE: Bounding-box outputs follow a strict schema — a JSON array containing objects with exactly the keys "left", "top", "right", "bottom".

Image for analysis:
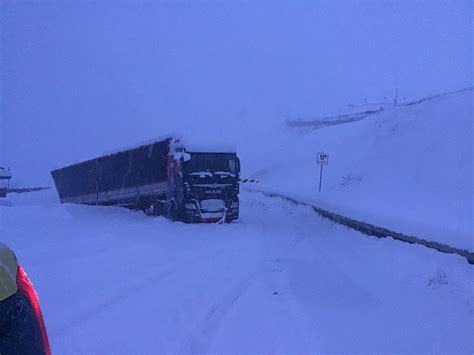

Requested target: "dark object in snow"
[
  {"left": 0, "top": 167, "right": 12, "bottom": 198},
  {"left": 51, "top": 137, "right": 240, "bottom": 223},
  {"left": 340, "top": 175, "right": 362, "bottom": 187},
  {"left": 428, "top": 270, "right": 449, "bottom": 287}
]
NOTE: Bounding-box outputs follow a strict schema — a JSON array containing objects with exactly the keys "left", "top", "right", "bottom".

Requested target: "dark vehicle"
[
  {"left": 51, "top": 137, "right": 240, "bottom": 223},
  {"left": 0, "top": 243, "right": 51, "bottom": 355},
  {"left": 0, "top": 167, "right": 11, "bottom": 198}
]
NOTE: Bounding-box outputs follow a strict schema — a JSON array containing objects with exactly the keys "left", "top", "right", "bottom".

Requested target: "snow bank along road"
[
  {"left": 248, "top": 188, "right": 474, "bottom": 265},
  {"left": 1, "top": 191, "right": 472, "bottom": 353}
]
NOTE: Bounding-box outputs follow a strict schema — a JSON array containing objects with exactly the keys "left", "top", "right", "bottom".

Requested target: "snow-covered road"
[{"left": 1, "top": 191, "right": 472, "bottom": 353}]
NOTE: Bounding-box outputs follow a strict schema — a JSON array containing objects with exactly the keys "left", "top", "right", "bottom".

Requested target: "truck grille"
[{"left": 200, "top": 199, "right": 226, "bottom": 212}]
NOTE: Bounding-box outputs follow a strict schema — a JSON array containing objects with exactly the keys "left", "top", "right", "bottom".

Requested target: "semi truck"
[{"left": 51, "top": 137, "right": 240, "bottom": 223}]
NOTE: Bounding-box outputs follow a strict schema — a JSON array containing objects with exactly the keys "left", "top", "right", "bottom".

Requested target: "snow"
[
  {"left": 184, "top": 143, "right": 237, "bottom": 154},
  {"left": 214, "top": 171, "right": 236, "bottom": 178},
  {"left": 1, "top": 189, "right": 472, "bottom": 353},
  {"left": 252, "top": 89, "right": 473, "bottom": 251},
  {"left": 189, "top": 171, "right": 214, "bottom": 178},
  {"left": 0, "top": 199, "right": 12, "bottom": 207},
  {"left": 1, "top": 2, "right": 472, "bottom": 353},
  {"left": 2, "top": 88, "right": 471, "bottom": 353}
]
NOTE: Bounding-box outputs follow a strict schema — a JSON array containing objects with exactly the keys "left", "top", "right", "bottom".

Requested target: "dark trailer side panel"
[{"left": 51, "top": 139, "right": 170, "bottom": 208}]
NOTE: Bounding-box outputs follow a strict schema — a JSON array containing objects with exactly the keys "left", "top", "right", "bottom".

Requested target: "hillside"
[{"left": 253, "top": 88, "right": 473, "bottom": 251}]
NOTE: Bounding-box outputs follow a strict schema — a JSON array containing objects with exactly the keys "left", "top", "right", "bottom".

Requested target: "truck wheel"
[
  {"left": 144, "top": 203, "right": 155, "bottom": 216},
  {"left": 225, "top": 215, "right": 237, "bottom": 223},
  {"left": 169, "top": 204, "right": 179, "bottom": 221}
]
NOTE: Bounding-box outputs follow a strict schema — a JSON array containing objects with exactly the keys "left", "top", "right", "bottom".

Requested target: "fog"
[{"left": 1, "top": 1, "right": 471, "bottom": 185}]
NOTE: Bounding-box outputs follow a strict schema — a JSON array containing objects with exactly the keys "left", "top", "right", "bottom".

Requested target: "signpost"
[{"left": 316, "top": 152, "right": 329, "bottom": 192}]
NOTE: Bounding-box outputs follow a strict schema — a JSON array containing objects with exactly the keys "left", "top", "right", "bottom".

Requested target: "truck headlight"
[{"left": 185, "top": 203, "right": 197, "bottom": 210}]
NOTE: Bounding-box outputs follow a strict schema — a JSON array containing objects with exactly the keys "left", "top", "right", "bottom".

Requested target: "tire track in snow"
[
  {"left": 47, "top": 193, "right": 308, "bottom": 344},
  {"left": 53, "top": 246, "right": 230, "bottom": 338},
  {"left": 178, "top": 273, "right": 257, "bottom": 355},
  {"left": 177, "top": 199, "right": 315, "bottom": 354}
]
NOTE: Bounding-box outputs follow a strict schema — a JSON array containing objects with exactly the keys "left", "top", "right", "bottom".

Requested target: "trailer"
[{"left": 51, "top": 138, "right": 240, "bottom": 223}]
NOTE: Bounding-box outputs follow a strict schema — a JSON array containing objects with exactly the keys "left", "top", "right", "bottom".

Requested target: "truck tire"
[
  {"left": 144, "top": 203, "right": 156, "bottom": 216},
  {"left": 169, "top": 203, "right": 179, "bottom": 221}
]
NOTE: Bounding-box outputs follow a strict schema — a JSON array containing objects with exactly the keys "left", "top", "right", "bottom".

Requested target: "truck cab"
[{"left": 178, "top": 152, "right": 240, "bottom": 223}]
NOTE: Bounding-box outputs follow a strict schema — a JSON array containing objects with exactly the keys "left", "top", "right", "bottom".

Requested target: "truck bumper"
[{"left": 184, "top": 200, "right": 239, "bottom": 223}]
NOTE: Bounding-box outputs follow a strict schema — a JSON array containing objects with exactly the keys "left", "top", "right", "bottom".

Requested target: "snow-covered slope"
[{"left": 253, "top": 88, "right": 473, "bottom": 251}]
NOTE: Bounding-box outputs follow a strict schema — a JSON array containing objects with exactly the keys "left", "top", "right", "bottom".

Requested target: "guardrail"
[
  {"left": 248, "top": 188, "right": 474, "bottom": 265},
  {"left": 400, "top": 86, "right": 473, "bottom": 107},
  {"left": 286, "top": 86, "right": 473, "bottom": 129},
  {"left": 6, "top": 187, "right": 49, "bottom": 194},
  {"left": 286, "top": 108, "right": 384, "bottom": 128}
]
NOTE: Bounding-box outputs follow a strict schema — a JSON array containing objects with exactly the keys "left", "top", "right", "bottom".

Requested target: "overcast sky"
[{"left": 1, "top": 0, "right": 472, "bottom": 184}]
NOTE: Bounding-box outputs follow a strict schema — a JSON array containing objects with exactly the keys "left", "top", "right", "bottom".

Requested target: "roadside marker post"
[{"left": 316, "top": 152, "right": 329, "bottom": 192}]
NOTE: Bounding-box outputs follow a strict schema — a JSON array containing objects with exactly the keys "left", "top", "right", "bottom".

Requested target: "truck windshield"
[{"left": 185, "top": 153, "right": 238, "bottom": 175}]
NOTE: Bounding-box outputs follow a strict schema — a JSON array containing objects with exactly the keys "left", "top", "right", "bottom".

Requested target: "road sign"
[
  {"left": 316, "top": 152, "right": 329, "bottom": 192},
  {"left": 317, "top": 152, "right": 329, "bottom": 165}
]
